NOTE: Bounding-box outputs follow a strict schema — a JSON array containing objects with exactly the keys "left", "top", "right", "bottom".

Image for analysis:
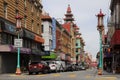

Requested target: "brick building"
[{"left": 0, "top": 0, "right": 44, "bottom": 73}]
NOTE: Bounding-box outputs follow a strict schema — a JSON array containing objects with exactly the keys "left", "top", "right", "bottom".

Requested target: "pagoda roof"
[{"left": 62, "top": 22, "right": 71, "bottom": 33}]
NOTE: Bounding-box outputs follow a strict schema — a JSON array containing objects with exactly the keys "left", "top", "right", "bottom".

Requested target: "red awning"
[
  {"left": 111, "top": 30, "right": 120, "bottom": 46},
  {"left": 34, "top": 35, "right": 44, "bottom": 43}
]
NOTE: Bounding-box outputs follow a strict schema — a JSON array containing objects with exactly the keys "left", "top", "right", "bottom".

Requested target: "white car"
[
  {"left": 49, "top": 61, "right": 57, "bottom": 72},
  {"left": 46, "top": 60, "right": 66, "bottom": 72}
]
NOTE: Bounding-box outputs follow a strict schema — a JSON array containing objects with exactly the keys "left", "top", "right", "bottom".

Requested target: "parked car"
[
  {"left": 45, "top": 60, "right": 66, "bottom": 72},
  {"left": 45, "top": 61, "right": 57, "bottom": 72},
  {"left": 28, "top": 61, "right": 50, "bottom": 74},
  {"left": 77, "top": 62, "right": 86, "bottom": 70},
  {"left": 66, "top": 63, "right": 74, "bottom": 71}
]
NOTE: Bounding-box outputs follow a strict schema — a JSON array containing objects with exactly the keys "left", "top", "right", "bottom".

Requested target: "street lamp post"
[
  {"left": 15, "top": 15, "right": 22, "bottom": 75},
  {"left": 96, "top": 9, "right": 105, "bottom": 75}
]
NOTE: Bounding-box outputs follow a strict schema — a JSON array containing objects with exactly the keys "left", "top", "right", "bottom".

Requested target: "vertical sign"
[{"left": 51, "top": 18, "right": 56, "bottom": 50}]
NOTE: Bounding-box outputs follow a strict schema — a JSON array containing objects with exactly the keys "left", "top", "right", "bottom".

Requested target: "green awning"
[{"left": 41, "top": 52, "right": 57, "bottom": 59}]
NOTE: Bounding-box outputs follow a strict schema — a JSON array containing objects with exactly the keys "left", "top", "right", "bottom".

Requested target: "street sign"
[
  {"left": 14, "top": 39, "right": 23, "bottom": 47},
  {"left": 102, "top": 44, "right": 109, "bottom": 48}
]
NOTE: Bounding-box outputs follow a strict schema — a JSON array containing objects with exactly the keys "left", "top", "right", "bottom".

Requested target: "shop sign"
[
  {"left": 51, "top": 18, "right": 56, "bottom": 50},
  {"left": 10, "top": 45, "right": 31, "bottom": 54},
  {"left": 41, "top": 52, "right": 57, "bottom": 59},
  {"left": 5, "top": 23, "right": 16, "bottom": 33},
  {"left": 24, "top": 30, "right": 34, "bottom": 40}
]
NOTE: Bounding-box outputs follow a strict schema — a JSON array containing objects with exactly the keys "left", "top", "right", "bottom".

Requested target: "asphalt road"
[{"left": 0, "top": 69, "right": 119, "bottom": 80}]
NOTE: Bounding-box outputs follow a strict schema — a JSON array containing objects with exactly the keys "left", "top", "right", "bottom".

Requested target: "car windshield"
[
  {"left": 30, "top": 62, "right": 40, "bottom": 65},
  {"left": 49, "top": 62, "right": 55, "bottom": 64}
]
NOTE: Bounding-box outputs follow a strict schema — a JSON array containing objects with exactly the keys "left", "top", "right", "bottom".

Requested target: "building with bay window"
[{"left": 0, "top": 0, "right": 44, "bottom": 73}]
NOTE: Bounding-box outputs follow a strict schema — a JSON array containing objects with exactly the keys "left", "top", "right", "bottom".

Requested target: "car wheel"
[
  {"left": 43, "top": 69, "right": 48, "bottom": 74},
  {"left": 55, "top": 69, "right": 57, "bottom": 73},
  {"left": 36, "top": 72, "right": 39, "bottom": 74},
  {"left": 29, "top": 72, "right": 33, "bottom": 75}
]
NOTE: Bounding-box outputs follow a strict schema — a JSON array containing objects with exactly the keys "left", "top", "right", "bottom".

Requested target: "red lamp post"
[
  {"left": 15, "top": 15, "right": 22, "bottom": 75},
  {"left": 96, "top": 9, "right": 105, "bottom": 75}
]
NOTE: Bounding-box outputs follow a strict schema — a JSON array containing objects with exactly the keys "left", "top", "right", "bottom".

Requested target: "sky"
[{"left": 42, "top": 0, "right": 111, "bottom": 60}]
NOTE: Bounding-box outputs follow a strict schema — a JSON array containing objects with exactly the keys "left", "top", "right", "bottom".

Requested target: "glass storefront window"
[
  {"left": 1, "top": 33, "right": 15, "bottom": 45},
  {"left": 1, "top": 33, "right": 7, "bottom": 44},
  {"left": 0, "top": 21, "right": 1, "bottom": 29},
  {"left": 8, "top": 34, "right": 12, "bottom": 44},
  {"left": 0, "top": 34, "right": 2, "bottom": 44}
]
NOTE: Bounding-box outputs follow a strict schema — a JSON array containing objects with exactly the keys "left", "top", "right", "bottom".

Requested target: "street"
[{"left": 0, "top": 69, "right": 119, "bottom": 80}]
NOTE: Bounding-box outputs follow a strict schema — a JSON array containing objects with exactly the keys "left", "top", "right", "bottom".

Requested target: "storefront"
[
  {"left": 0, "top": 18, "right": 45, "bottom": 73},
  {"left": 110, "top": 30, "right": 120, "bottom": 73}
]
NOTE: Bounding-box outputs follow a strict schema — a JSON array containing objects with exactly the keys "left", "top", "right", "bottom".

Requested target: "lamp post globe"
[
  {"left": 96, "top": 9, "right": 105, "bottom": 75},
  {"left": 15, "top": 15, "right": 22, "bottom": 75}
]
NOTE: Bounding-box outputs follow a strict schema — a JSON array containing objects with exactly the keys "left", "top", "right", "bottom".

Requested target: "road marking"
[
  {"left": 95, "top": 77, "right": 117, "bottom": 80},
  {"left": 52, "top": 73, "right": 61, "bottom": 77},
  {"left": 68, "top": 73, "right": 76, "bottom": 78},
  {"left": 85, "top": 75, "right": 91, "bottom": 78},
  {"left": 9, "top": 74, "right": 25, "bottom": 77},
  {"left": 36, "top": 74, "right": 46, "bottom": 77}
]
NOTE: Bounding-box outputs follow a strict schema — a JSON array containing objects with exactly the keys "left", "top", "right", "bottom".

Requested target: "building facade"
[
  {"left": 63, "top": 4, "right": 76, "bottom": 61},
  {"left": 0, "top": 0, "right": 44, "bottom": 73},
  {"left": 106, "top": 0, "right": 120, "bottom": 73},
  {"left": 41, "top": 14, "right": 53, "bottom": 53}
]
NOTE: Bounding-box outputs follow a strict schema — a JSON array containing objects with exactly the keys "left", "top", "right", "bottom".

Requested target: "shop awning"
[
  {"left": 34, "top": 35, "right": 44, "bottom": 43},
  {"left": 41, "top": 52, "right": 57, "bottom": 59},
  {"left": 0, "top": 45, "right": 11, "bottom": 52},
  {"left": 111, "top": 30, "right": 120, "bottom": 46}
]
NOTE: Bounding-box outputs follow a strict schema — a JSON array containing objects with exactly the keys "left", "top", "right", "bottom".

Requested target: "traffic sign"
[{"left": 14, "top": 39, "right": 23, "bottom": 47}]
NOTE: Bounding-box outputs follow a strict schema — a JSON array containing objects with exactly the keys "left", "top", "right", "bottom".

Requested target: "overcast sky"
[{"left": 42, "top": 0, "right": 111, "bottom": 60}]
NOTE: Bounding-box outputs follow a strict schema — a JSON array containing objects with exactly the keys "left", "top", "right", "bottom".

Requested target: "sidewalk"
[{"left": 95, "top": 69, "right": 120, "bottom": 80}]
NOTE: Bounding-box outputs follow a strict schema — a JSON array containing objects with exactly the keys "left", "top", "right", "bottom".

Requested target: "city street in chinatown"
[{"left": 0, "top": 68, "right": 119, "bottom": 80}]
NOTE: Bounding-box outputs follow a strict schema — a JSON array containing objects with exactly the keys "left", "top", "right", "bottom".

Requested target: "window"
[
  {"left": 76, "top": 43, "right": 78, "bottom": 46},
  {"left": 28, "top": 40, "right": 32, "bottom": 48},
  {"left": 23, "top": 39, "right": 27, "bottom": 48},
  {"left": 41, "top": 25, "right": 44, "bottom": 33},
  {"left": 2, "top": 33, "right": 7, "bottom": 44},
  {"left": 31, "top": 20, "right": 34, "bottom": 31},
  {"left": 4, "top": 2, "right": 8, "bottom": 18},
  {"left": 37, "top": 10, "right": 39, "bottom": 17},
  {"left": 15, "top": 0, "right": 19, "bottom": 4},
  {"left": 8, "top": 34, "right": 12, "bottom": 44},
  {"left": 49, "top": 26, "right": 52, "bottom": 34},
  {"left": 31, "top": 4, "right": 34, "bottom": 13},
  {"left": 37, "top": 24, "right": 39, "bottom": 34},
  {"left": 31, "top": 41, "right": 37, "bottom": 49},
  {"left": 0, "top": 34, "right": 2, "bottom": 44},
  {"left": 49, "top": 39, "right": 52, "bottom": 50},
  {"left": 15, "top": 9, "right": 19, "bottom": 16},
  {"left": 0, "top": 21, "right": 1, "bottom": 30},
  {"left": 24, "top": 16, "right": 27, "bottom": 28},
  {"left": 24, "top": 0, "right": 26, "bottom": 8},
  {"left": 76, "top": 49, "right": 78, "bottom": 52},
  {"left": 37, "top": 43, "right": 41, "bottom": 49},
  {"left": 11, "top": 35, "right": 14, "bottom": 45}
]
